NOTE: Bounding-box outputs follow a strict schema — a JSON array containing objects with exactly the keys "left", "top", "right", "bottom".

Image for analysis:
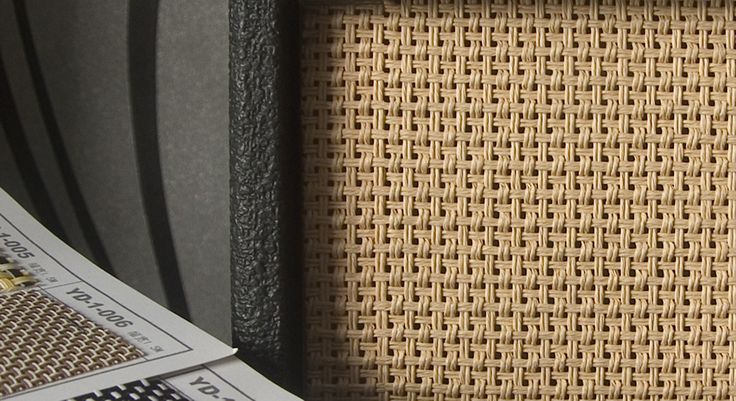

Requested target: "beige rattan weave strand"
[{"left": 302, "top": 1, "right": 736, "bottom": 400}]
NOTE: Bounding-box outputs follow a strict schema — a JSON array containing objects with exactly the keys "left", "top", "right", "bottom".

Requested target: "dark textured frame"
[{"left": 229, "top": 0, "right": 303, "bottom": 395}]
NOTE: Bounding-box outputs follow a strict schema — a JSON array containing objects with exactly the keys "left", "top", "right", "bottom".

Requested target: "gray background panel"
[
  {"left": 158, "top": 0, "right": 230, "bottom": 339},
  {"left": 0, "top": 0, "right": 230, "bottom": 342}
]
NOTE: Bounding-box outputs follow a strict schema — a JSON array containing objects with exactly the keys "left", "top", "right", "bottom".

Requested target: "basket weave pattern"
[
  {"left": 302, "top": 1, "right": 736, "bottom": 399},
  {"left": 0, "top": 290, "right": 142, "bottom": 396}
]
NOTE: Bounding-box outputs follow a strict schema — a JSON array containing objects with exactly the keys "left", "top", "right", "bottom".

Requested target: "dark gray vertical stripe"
[
  {"left": 128, "top": 0, "right": 190, "bottom": 320},
  {"left": 230, "top": 0, "right": 304, "bottom": 393},
  {"left": 0, "top": 54, "right": 67, "bottom": 241},
  {"left": 12, "top": 0, "right": 115, "bottom": 276},
  {"left": 276, "top": 0, "right": 304, "bottom": 392}
]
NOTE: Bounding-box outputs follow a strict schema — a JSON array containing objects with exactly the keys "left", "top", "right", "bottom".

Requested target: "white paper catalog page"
[
  {"left": 66, "top": 357, "right": 303, "bottom": 401},
  {"left": 0, "top": 188, "right": 235, "bottom": 401},
  {"left": 163, "top": 357, "right": 303, "bottom": 401}
]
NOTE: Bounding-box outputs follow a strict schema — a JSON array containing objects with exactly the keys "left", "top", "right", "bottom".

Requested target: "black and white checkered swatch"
[{"left": 70, "top": 379, "right": 188, "bottom": 401}]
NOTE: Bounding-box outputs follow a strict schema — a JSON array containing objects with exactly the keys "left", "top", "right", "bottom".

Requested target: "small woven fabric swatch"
[
  {"left": 0, "top": 255, "right": 36, "bottom": 292},
  {"left": 302, "top": 1, "right": 736, "bottom": 400},
  {"left": 70, "top": 379, "right": 188, "bottom": 401},
  {"left": 0, "top": 290, "right": 143, "bottom": 397}
]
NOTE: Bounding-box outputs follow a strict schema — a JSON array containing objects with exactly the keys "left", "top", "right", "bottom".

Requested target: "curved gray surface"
[{"left": 0, "top": 0, "right": 230, "bottom": 342}]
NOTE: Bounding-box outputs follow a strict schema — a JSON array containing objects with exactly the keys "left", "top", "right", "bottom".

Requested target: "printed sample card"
[
  {"left": 71, "top": 357, "right": 303, "bottom": 401},
  {"left": 0, "top": 188, "right": 235, "bottom": 401}
]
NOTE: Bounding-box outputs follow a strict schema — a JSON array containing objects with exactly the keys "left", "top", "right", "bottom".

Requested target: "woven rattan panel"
[
  {"left": 0, "top": 290, "right": 143, "bottom": 397},
  {"left": 302, "top": 1, "right": 736, "bottom": 400}
]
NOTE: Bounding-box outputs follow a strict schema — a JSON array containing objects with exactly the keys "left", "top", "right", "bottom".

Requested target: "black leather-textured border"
[{"left": 229, "top": 0, "right": 303, "bottom": 394}]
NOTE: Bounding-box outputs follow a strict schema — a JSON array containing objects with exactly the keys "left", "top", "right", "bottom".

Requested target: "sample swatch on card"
[
  {"left": 0, "top": 188, "right": 236, "bottom": 401},
  {"left": 0, "top": 255, "right": 36, "bottom": 292},
  {"left": 69, "top": 379, "right": 187, "bottom": 401},
  {"left": 0, "top": 290, "right": 143, "bottom": 397}
]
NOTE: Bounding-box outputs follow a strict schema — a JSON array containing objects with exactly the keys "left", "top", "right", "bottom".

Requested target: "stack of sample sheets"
[{"left": 0, "top": 188, "right": 301, "bottom": 401}]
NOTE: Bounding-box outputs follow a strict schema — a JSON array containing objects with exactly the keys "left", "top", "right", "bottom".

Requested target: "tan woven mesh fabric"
[
  {"left": 0, "top": 290, "right": 143, "bottom": 397},
  {"left": 302, "top": 1, "right": 736, "bottom": 400}
]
